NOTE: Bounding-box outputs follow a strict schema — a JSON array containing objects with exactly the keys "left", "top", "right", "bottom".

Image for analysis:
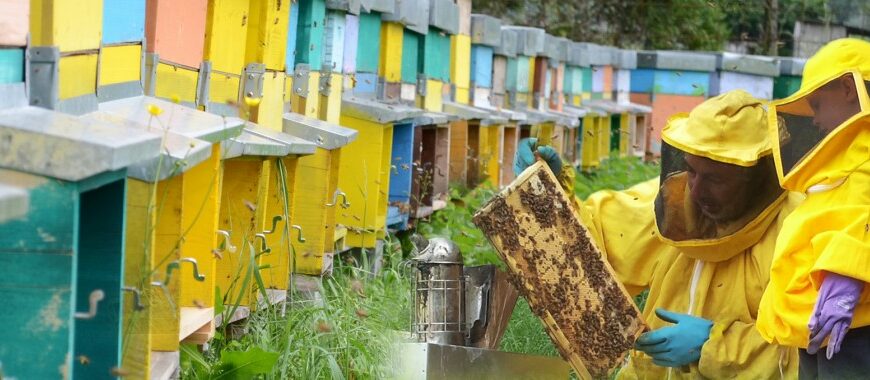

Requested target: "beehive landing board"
[{"left": 472, "top": 161, "right": 646, "bottom": 379}]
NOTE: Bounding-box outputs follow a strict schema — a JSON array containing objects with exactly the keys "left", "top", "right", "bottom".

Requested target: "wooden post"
[{"left": 472, "top": 161, "right": 646, "bottom": 379}]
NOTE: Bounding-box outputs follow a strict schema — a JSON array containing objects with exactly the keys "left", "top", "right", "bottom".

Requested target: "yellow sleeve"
[
  {"left": 808, "top": 168, "right": 870, "bottom": 286},
  {"left": 579, "top": 178, "right": 664, "bottom": 296},
  {"left": 699, "top": 320, "right": 798, "bottom": 379}
]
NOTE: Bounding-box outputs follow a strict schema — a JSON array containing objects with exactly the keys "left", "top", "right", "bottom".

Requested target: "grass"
[{"left": 179, "top": 153, "right": 659, "bottom": 378}]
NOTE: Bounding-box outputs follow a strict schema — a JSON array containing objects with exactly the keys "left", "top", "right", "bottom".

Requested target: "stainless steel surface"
[
  {"left": 562, "top": 105, "right": 589, "bottom": 118},
  {"left": 405, "top": 111, "right": 451, "bottom": 126},
  {"left": 367, "top": 0, "right": 395, "bottom": 13},
  {"left": 464, "top": 266, "right": 492, "bottom": 342},
  {"left": 584, "top": 99, "right": 631, "bottom": 115},
  {"left": 243, "top": 122, "right": 317, "bottom": 155},
  {"left": 717, "top": 52, "right": 780, "bottom": 77},
  {"left": 542, "top": 34, "right": 562, "bottom": 61},
  {"left": 221, "top": 126, "right": 294, "bottom": 160},
  {"left": 413, "top": 237, "right": 466, "bottom": 346},
  {"left": 502, "top": 26, "right": 545, "bottom": 56},
  {"left": 494, "top": 28, "right": 517, "bottom": 58},
  {"left": 97, "top": 96, "right": 245, "bottom": 143},
  {"left": 442, "top": 102, "right": 508, "bottom": 125},
  {"left": 383, "top": 0, "right": 429, "bottom": 35},
  {"left": 0, "top": 106, "right": 162, "bottom": 181},
  {"left": 778, "top": 57, "right": 807, "bottom": 76},
  {"left": 569, "top": 42, "right": 590, "bottom": 68},
  {"left": 82, "top": 111, "right": 212, "bottom": 182},
  {"left": 613, "top": 49, "right": 637, "bottom": 70},
  {"left": 28, "top": 46, "right": 59, "bottom": 111},
  {"left": 341, "top": 94, "right": 424, "bottom": 124},
  {"left": 546, "top": 109, "right": 581, "bottom": 128},
  {"left": 97, "top": 81, "right": 145, "bottom": 103},
  {"left": 429, "top": 0, "right": 459, "bottom": 35},
  {"left": 281, "top": 112, "right": 358, "bottom": 150},
  {"left": 474, "top": 104, "right": 528, "bottom": 123},
  {"left": 0, "top": 183, "right": 28, "bottom": 223},
  {"left": 470, "top": 14, "right": 502, "bottom": 47},
  {"left": 326, "top": 0, "right": 362, "bottom": 14},
  {"left": 637, "top": 50, "right": 717, "bottom": 72},
  {"left": 586, "top": 44, "right": 615, "bottom": 66},
  {"left": 392, "top": 343, "right": 571, "bottom": 380}
]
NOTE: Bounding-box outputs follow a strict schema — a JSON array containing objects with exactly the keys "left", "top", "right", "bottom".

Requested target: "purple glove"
[{"left": 807, "top": 271, "right": 865, "bottom": 358}]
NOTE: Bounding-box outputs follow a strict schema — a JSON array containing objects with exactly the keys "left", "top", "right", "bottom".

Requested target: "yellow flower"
[
  {"left": 147, "top": 104, "right": 163, "bottom": 116},
  {"left": 170, "top": 94, "right": 181, "bottom": 104}
]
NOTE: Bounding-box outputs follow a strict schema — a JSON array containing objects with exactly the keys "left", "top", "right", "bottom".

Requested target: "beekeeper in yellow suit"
[
  {"left": 756, "top": 38, "right": 870, "bottom": 379},
  {"left": 514, "top": 90, "right": 800, "bottom": 378}
]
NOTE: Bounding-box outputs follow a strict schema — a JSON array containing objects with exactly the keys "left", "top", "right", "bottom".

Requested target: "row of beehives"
[{"left": 0, "top": 0, "right": 807, "bottom": 379}]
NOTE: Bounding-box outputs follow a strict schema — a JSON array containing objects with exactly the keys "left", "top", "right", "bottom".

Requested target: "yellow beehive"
[
  {"left": 282, "top": 113, "right": 358, "bottom": 274},
  {"left": 450, "top": 34, "right": 472, "bottom": 104}
]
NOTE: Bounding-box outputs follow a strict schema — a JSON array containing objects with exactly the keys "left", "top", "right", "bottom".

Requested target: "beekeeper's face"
[
  {"left": 684, "top": 153, "right": 755, "bottom": 223},
  {"left": 807, "top": 76, "right": 862, "bottom": 135}
]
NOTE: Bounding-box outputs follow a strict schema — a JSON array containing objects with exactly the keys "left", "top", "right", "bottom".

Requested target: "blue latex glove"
[
  {"left": 807, "top": 271, "right": 865, "bottom": 358},
  {"left": 635, "top": 308, "right": 713, "bottom": 368},
  {"left": 513, "top": 138, "right": 562, "bottom": 177}
]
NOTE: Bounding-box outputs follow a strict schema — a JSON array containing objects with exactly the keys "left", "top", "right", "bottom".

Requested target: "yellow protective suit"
[
  {"left": 756, "top": 38, "right": 870, "bottom": 349},
  {"left": 562, "top": 90, "right": 801, "bottom": 379}
]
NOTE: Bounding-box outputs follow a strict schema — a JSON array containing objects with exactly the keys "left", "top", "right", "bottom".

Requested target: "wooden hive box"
[{"left": 472, "top": 161, "right": 646, "bottom": 379}]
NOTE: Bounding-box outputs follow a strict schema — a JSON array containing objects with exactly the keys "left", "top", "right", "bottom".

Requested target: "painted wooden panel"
[
  {"left": 0, "top": 172, "right": 76, "bottom": 379},
  {"left": 501, "top": 125, "right": 518, "bottom": 187},
  {"left": 355, "top": 12, "right": 381, "bottom": 74},
  {"left": 99, "top": 44, "right": 142, "bottom": 86},
  {"left": 601, "top": 65, "right": 613, "bottom": 96},
  {"left": 354, "top": 72, "right": 378, "bottom": 95},
  {"left": 401, "top": 29, "right": 421, "bottom": 84},
  {"left": 619, "top": 113, "right": 631, "bottom": 157},
  {"left": 455, "top": 86, "right": 469, "bottom": 104},
  {"left": 629, "top": 92, "right": 651, "bottom": 106},
  {"left": 74, "top": 179, "right": 126, "bottom": 379},
  {"left": 257, "top": 71, "right": 286, "bottom": 130},
  {"left": 209, "top": 73, "right": 241, "bottom": 110},
  {"left": 582, "top": 67, "right": 592, "bottom": 92},
  {"left": 592, "top": 66, "right": 604, "bottom": 93},
  {"left": 103, "top": 0, "right": 145, "bottom": 44},
  {"left": 246, "top": 0, "right": 289, "bottom": 71},
  {"left": 506, "top": 56, "right": 530, "bottom": 93},
  {"left": 532, "top": 57, "right": 547, "bottom": 96},
  {"left": 295, "top": 0, "right": 326, "bottom": 70},
  {"left": 178, "top": 145, "right": 222, "bottom": 308},
  {"left": 204, "top": 0, "right": 251, "bottom": 74},
  {"left": 31, "top": 0, "right": 102, "bottom": 51},
  {"left": 481, "top": 125, "right": 502, "bottom": 186},
  {"left": 376, "top": 126, "right": 393, "bottom": 239},
  {"left": 651, "top": 69, "right": 709, "bottom": 96},
  {"left": 59, "top": 54, "right": 98, "bottom": 100},
  {"left": 418, "top": 79, "right": 443, "bottom": 112},
  {"left": 0, "top": 0, "right": 29, "bottom": 46},
  {"left": 649, "top": 94, "right": 705, "bottom": 155},
  {"left": 379, "top": 21, "right": 403, "bottom": 82},
  {"left": 261, "top": 156, "right": 297, "bottom": 288},
  {"left": 433, "top": 126, "right": 450, "bottom": 199},
  {"left": 337, "top": 115, "right": 392, "bottom": 247},
  {"left": 388, "top": 123, "right": 415, "bottom": 229},
  {"left": 146, "top": 0, "right": 208, "bottom": 67},
  {"left": 471, "top": 45, "right": 493, "bottom": 88},
  {"left": 286, "top": 0, "right": 300, "bottom": 72},
  {"left": 492, "top": 56, "right": 507, "bottom": 96},
  {"left": 549, "top": 65, "right": 564, "bottom": 111},
  {"left": 450, "top": 34, "right": 471, "bottom": 90},
  {"left": 122, "top": 179, "right": 156, "bottom": 380},
  {"left": 155, "top": 63, "right": 199, "bottom": 104},
  {"left": 291, "top": 149, "right": 331, "bottom": 274},
  {"left": 598, "top": 116, "right": 611, "bottom": 160},
  {"left": 448, "top": 119, "right": 468, "bottom": 185},
  {"left": 714, "top": 71, "right": 774, "bottom": 100},
  {"left": 465, "top": 122, "right": 481, "bottom": 188},
  {"left": 342, "top": 14, "right": 359, "bottom": 75},
  {"left": 217, "top": 159, "right": 267, "bottom": 307},
  {"left": 0, "top": 48, "right": 24, "bottom": 84},
  {"left": 319, "top": 72, "right": 343, "bottom": 124},
  {"left": 614, "top": 69, "right": 630, "bottom": 104},
  {"left": 550, "top": 124, "right": 564, "bottom": 155},
  {"left": 630, "top": 68, "right": 654, "bottom": 93},
  {"left": 774, "top": 75, "right": 802, "bottom": 99},
  {"left": 418, "top": 127, "right": 436, "bottom": 206},
  {"left": 423, "top": 29, "right": 451, "bottom": 81},
  {"left": 527, "top": 55, "right": 536, "bottom": 99},
  {"left": 323, "top": 150, "right": 341, "bottom": 253},
  {"left": 580, "top": 116, "right": 598, "bottom": 169},
  {"left": 323, "top": 11, "right": 346, "bottom": 73},
  {"left": 151, "top": 171, "right": 184, "bottom": 351}
]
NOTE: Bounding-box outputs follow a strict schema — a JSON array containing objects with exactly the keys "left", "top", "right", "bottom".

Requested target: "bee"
[{"left": 77, "top": 355, "right": 91, "bottom": 366}]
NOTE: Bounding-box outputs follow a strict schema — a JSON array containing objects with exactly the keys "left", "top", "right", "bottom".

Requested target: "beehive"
[{"left": 472, "top": 161, "right": 646, "bottom": 379}]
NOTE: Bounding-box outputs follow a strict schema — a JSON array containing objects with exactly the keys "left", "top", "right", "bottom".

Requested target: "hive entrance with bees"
[{"left": 472, "top": 161, "right": 647, "bottom": 379}]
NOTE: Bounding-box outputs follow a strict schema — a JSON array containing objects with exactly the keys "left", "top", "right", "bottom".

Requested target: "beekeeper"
[
  {"left": 515, "top": 90, "right": 801, "bottom": 378},
  {"left": 756, "top": 38, "right": 870, "bottom": 378}
]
